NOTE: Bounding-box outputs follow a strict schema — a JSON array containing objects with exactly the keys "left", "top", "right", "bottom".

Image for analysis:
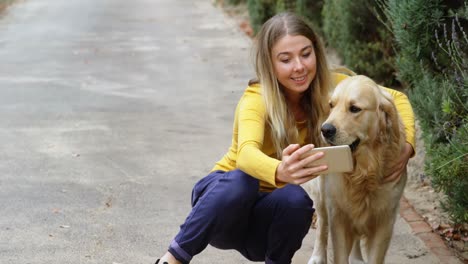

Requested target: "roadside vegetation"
[{"left": 0, "top": 0, "right": 14, "bottom": 12}]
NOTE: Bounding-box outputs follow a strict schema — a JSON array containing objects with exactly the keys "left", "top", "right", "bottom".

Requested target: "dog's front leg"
[
  {"left": 308, "top": 202, "right": 328, "bottom": 264},
  {"left": 366, "top": 219, "right": 394, "bottom": 264},
  {"left": 329, "top": 209, "right": 353, "bottom": 264},
  {"left": 349, "top": 239, "right": 365, "bottom": 263},
  {"left": 307, "top": 177, "right": 328, "bottom": 264}
]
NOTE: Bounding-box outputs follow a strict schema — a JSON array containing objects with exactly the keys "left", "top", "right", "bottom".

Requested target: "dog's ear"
[{"left": 379, "top": 93, "right": 401, "bottom": 144}]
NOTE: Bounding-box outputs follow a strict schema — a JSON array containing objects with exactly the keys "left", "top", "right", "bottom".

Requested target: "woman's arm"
[
  {"left": 235, "top": 86, "right": 283, "bottom": 187},
  {"left": 382, "top": 87, "right": 416, "bottom": 183},
  {"left": 382, "top": 87, "right": 416, "bottom": 154},
  {"left": 235, "top": 85, "right": 327, "bottom": 187}
]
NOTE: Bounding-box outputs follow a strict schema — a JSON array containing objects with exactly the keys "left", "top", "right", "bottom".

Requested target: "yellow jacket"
[{"left": 212, "top": 73, "right": 416, "bottom": 192}]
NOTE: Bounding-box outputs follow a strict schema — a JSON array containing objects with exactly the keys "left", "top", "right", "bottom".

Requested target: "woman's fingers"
[
  {"left": 383, "top": 162, "right": 405, "bottom": 183},
  {"left": 383, "top": 170, "right": 401, "bottom": 183},
  {"left": 278, "top": 144, "right": 329, "bottom": 185},
  {"left": 383, "top": 143, "right": 412, "bottom": 183},
  {"left": 282, "top": 144, "right": 302, "bottom": 157},
  {"left": 291, "top": 173, "right": 320, "bottom": 185},
  {"left": 286, "top": 144, "right": 316, "bottom": 170},
  {"left": 281, "top": 144, "right": 312, "bottom": 170},
  {"left": 290, "top": 144, "right": 315, "bottom": 160},
  {"left": 300, "top": 151, "right": 324, "bottom": 168},
  {"left": 288, "top": 165, "right": 328, "bottom": 183}
]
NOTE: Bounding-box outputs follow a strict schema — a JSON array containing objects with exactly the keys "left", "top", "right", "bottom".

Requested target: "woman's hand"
[
  {"left": 275, "top": 144, "right": 328, "bottom": 185},
  {"left": 383, "top": 142, "right": 414, "bottom": 183}
]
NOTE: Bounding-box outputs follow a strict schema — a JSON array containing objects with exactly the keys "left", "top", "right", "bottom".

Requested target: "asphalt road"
[{"left": 0, "top": 0, "right": 445, "bottom": 263}]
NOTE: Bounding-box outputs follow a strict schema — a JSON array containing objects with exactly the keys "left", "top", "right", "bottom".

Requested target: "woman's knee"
[
  {"left": 217, "top": 169, "right": 259, "bottom": 207},
  {"left": 193, "top": 169, "right": 258, "bottom": 210},
  {"left": 283, "top": 185, "right": 313, "bottom": 207},
  {"left": 275, "top": 185, "right": 314, "bottom": 220}
]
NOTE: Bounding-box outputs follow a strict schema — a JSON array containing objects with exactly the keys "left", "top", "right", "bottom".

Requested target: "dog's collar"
[{"left": 349, "top": 138, "right": 361, "bottom": 152}]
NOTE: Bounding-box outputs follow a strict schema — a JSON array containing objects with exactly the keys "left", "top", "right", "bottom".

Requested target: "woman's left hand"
[{"left": 383, "top": 142, "right": 414, "bottom": 183}]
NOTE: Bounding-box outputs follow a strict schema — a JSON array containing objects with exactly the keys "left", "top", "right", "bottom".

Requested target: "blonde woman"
[{"left": 155, "top": 12, "right": 414, "bottom": 264}]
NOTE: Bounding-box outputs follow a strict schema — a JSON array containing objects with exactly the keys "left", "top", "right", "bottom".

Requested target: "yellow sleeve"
[
  {"left": 382, "top": 87, "right": 416, "bottom": 155},
  {"left": 235, "top": 87, "right": 283, "bottom": 187},
  {"left": 333, "top": 72, "right": 416, "bottom": 155}
]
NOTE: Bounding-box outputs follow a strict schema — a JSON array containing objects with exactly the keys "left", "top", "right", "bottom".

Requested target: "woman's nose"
[{"left": 293, "top": 58, "right": 304, "bottom": 72}]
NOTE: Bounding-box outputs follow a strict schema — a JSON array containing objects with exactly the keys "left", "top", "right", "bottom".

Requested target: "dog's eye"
[
  {"left": 349, "top": 105, "right": 361, "bottom": 113},
  {"left": 329, "top": 102, "right": 334, "bottom": 108}
]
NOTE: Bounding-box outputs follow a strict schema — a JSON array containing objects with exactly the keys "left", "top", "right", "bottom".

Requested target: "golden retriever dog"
[{"left": 304, "top": 75, "right": 407, "bottom": 264}]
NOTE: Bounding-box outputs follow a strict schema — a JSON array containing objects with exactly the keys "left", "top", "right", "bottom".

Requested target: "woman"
[{"left": 155, "top": 12, "right": 415, "bottom": 264}]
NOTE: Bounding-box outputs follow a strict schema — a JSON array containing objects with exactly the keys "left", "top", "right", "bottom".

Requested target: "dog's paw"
[{"left": 308, "top": 255, "right": 326, "bottom": 264}]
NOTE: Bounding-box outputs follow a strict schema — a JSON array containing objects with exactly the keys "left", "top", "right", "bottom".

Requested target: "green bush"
[
  {"left": 383, "top": 0, "right": 444, "bottom": 86},
  {"left": 0, "top": 0, "right": 14, "bottom": 6},
  {"left": 322, "top": 0, "right": 397, "bottom": 86},
  {"left": 428, "top": 119, "right": 468, "bottom": 223},
  {"left": 246, "top": 0, "right": 323, "bottom": 34},
  {"left": 247, "top": 0, "right": 277, "bottom": 33},
  {"left": 294, "top": 0, "right": 324, "bottom": 34},
  {"left": 385, "top": 0, "right": 468, "bottom": 224},
  {"left": 227, "top": 0, "right": 247, "bottom": 4}
]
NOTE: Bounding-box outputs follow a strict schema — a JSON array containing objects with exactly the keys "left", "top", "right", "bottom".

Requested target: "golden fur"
[{"left": 304, "top": 75, "right": 407, "bottom": 264}]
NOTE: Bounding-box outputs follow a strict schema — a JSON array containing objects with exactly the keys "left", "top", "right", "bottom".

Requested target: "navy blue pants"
[{"left": 168, "top": 169, "right": 314, "bottom": 264}]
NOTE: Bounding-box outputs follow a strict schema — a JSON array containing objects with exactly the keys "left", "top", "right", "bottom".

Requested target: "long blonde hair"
[{"left": 252, "top": 12, "right": 332, "bottom": 158}]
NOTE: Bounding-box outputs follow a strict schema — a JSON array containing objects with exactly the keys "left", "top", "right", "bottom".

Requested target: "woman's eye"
[
  {"left": 302, "top": 53, "right": 310, "bottom": 58},
  {"left": 281, "top": 59, "right": 290, "bottom": 63},
  {"left": 349, "top": 105, "right": 362, "bottom": 113}
]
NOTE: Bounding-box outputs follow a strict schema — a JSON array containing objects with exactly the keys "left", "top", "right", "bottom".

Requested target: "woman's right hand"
[{"left": 275, "top": 144, "right": 328, "bottom": 185}]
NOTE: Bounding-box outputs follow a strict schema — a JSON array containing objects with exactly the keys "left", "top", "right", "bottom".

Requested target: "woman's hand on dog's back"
[
  {"left": 275, "top": 144, "right": 328, "bottom": 185},
  {"left": 383, "top": 142, "right": 414, "bottom": 183}
]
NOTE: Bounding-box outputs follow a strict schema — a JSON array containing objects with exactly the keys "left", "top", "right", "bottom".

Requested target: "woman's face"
[{"left": 271, "top": 34, "right": 317, "bottom": 100}]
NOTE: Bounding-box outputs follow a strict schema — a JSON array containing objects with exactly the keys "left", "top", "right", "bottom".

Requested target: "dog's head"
[{"left": 321, "top": 75, "right": 403, "bottom": 153}]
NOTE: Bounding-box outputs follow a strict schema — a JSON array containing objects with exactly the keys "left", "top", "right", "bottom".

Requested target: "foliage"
[
  {"left": 247, "top": 0, "right": 277, "bottom": 33},
  {"left": 0, "top": 0, "right": 14, "bottom": 7},
  {"left": 294, "top": 0, "right": 324, "bottom": 34},
  {"left": 246, "top": 0, "right": 323, "bottom": 34},
  {"left": 383, "top": 0, "right": 444, "bottom": 85},
  {"left": 384, "top": 0, "right": 468, "bottom": 224},
  {"left": 427, "top": 120, "right": 468, "bottom": 223},
  {"left": 226, "top": 0, "right": 247, "bottom": 5},
  {"left": 322, "top": 0, "right": 397, "bottom": 86}
]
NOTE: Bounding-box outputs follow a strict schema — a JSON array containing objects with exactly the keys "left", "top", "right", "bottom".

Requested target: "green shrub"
[
  {"left": 385, "top": 0, "right": 468, "bottom": 224},
  {"left": 246, "top": 0, "right": 323, "bottom": 34},
  {"left": 0, "top": 0, "right": 14, "bottom": 6},
  {"left": 384, "top": 0, "right": 444, "bottom": 85},
  {"left": 322, "top": 0, "right": 397, "bottom": 86},
  {"left": 227, "top": 0, "right": 247, "bottom": 4},
  {"left": 294, "top": 0, "right": 324, "bottom": 34},
  {"left": 428, "top": 119, "right": 468, "bottom": 223},
  {"left": 247, "top": 0, "right": 277, "bottom": 33}
]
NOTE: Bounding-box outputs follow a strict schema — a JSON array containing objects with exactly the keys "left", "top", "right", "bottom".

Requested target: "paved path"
[{"left": 0, "top": 0, "right": 457, "bottom": 263}]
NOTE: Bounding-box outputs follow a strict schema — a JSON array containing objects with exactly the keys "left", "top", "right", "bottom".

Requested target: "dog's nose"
[{"left": 321, "top": 123, "right": 336, "bottom": 139}]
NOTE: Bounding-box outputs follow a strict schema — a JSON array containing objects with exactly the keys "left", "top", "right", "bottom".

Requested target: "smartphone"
[{"left": 301, "top": 145, "right": 354, "bottom": 173}]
